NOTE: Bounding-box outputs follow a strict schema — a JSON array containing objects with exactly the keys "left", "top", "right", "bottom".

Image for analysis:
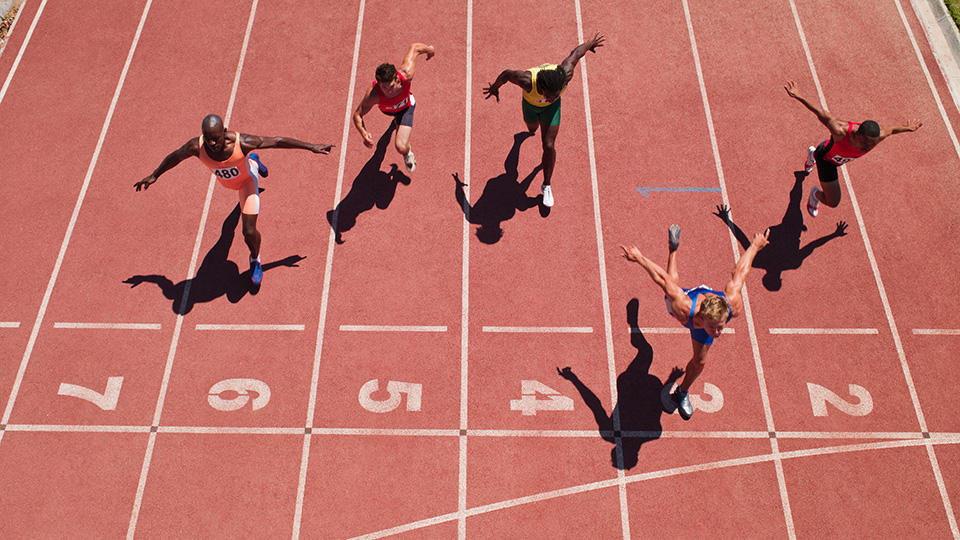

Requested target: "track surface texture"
[{"left": 1, "top": 0, "right": 959, "bottom": 538}]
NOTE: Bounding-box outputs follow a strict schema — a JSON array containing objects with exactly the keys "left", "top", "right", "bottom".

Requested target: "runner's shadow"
[
  {"left": 123, "top": 204, "right": 306, "bottom": 315},
  {"left": 327, "top": 124, "right": 411, "bottom": 244},
  {"left": 557, "top": 299, "right": 682, "bottom": 470},
  {"left": 453, "top": 131, "right": 542, "bottom": 244},
  {"left": 714, "top": 171, "right": 848, "bottom": 291}
]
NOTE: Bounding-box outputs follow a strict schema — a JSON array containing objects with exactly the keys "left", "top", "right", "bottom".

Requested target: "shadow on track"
[
  {"left": 715, "top": 170, "right": 848, "bottom": 291},
  {"left": 453, "top": 131, "right": 543, "bottom": 244},
  {"left": 327, "top": 123, "right": 410, "bottom": 244},
  {"left": 123, "top": 203, "right": 306, "bottom": 315},
  {"left": 557, "top": 299, "right": 683, "bottom": 470}
]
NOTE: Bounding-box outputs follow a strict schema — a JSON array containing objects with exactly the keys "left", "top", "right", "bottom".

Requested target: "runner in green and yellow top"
[{"left": 483, "top": 32, "right": 604, "bottom": 208}]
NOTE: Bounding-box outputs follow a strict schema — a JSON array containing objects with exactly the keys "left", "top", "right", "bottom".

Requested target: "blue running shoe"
[
  {"left": 251, "top": 259, "right": 263, "bottom": 285},
  {"left": 249, "top": 152, "right": 268, "bottom": 178}
]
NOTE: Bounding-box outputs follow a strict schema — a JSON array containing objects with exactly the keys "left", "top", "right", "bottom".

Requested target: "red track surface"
[{"left": 1, "top": 0, "right": 959, "bottom": 538}]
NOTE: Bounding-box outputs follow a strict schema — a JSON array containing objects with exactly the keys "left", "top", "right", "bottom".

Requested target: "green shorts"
[{"left": 522, "top": 98, "right": 561, "bottom": 126}]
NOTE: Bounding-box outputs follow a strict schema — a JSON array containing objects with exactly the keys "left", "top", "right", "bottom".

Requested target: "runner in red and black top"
[
  {"left": 353, "top": 43, "right": 435, "bottom": 173},
  {"left": 785, "top": 80, "right": 922, "bottom": 217}
]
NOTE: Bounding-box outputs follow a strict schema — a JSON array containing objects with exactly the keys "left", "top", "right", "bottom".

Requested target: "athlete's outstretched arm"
[
  {"left": 134, "top": 138, "right": 199, "bottom": 191},
  {"left": 621, "top": 244, "right": 688, "bottom": 320},
  {"left": 482, "top": 69, "right": 532, "bottom": 102},
  {"left": 784, "top": 80, "right": 846, "bottom": 139},
  {"left": 352, "top": 86, "right": 381, "bottom": 148},
  {"left": 240, "top": 133, "right": 333, "bottom": 154},
  {"left": 559, "top": 32, "right": 605, "bottom": 82},
  {"left": 399, "top": 43, "right": 435, "bottom": 81},
  {"left": 879, "top": 119, "right": 923, "bottom": 140},
  {"left": 723, "top": 229, "right": 770, "bottom": 317}
]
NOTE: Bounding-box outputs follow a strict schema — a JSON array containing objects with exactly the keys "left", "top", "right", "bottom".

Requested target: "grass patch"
[
  {"left": 947, "top": 0, "right": 960, "bottom": 31},
  {"left": 1, "top": 2, "right": 21, "bottom": 46}
]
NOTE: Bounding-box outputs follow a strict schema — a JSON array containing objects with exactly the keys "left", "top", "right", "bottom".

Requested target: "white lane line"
[
  {"left": 0, "top": 0, "right": 47, "bottom": 107},
  {"left": 54, "top": 322, "right": 161, "bottom": 330},
  {"left": 914, "top": 329, "right": 960, "bottom": 335},
  {"left": 897, "top": 0, "right": 960, "bottom": 160},
  {"left": 0, "top": 322, "right": 20, "bottom": 328},
  {"left": 572, "top": 2, "right": 629, "bottom": 538},
  {"left": 769, "top": 328, "right": 878, "bottom": 335},
  {"left": 158, "top": 426, "right": 302, "bottom": 435},
  {"left": 196, "top": 324, "right": 304, "bottom": 331},
  {"left": 0, "top": 0, "right": 29, "bottom": 60},
  {"left": 482, "top": 326, "right": 592, "bottom": 333},
  {"left": 632, "top": 327, "right": 735, "bottom": 334},
  {"left": 5, "top": 424, "right": 152, "bottom": 433},
  {"left": 680, "top": 0, "right": 794, "bottom": 537},
  {"left": 339, "top": 325, "right": 446, "bottom": 332},
  {"left": 292, "top": 1, "right": 365, "bottom": 537},
  {"left": 791, "top": 1, "right": 957, "bottom": 537},
  {"left": 0, "top": 0, "right": 153, "bottom": 444},
  {"left": 459, "top": 2, "right": 473, "bottom": 538},
  {"left": 126, "top": 2, "right": 258, "bottom": 539}
]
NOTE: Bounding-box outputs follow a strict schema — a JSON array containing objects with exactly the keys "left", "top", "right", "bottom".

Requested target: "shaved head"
[{"left": 202, "top": 114, "right": 224, "bottom": 135}]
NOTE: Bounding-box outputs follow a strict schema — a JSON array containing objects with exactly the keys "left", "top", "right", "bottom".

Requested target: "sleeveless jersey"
[
  {"left": 198, "top": 132, "right": 254, "bottom": 190},
  {"left": 373, "top": 71, "right": 415, "bottom": 114},
  {"left": 823, "top": 122, "right": 870, "bottom": 165},
  {"left": 522, "top": 64, "right": 568, "bottom": 106}
]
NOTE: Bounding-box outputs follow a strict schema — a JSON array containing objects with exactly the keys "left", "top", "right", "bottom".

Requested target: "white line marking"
[
  {"left": 1, "top": 0, "right": 154, "bottom": 433},
  {"left": 632, "top": 327, "right": 735, "bottom": 334},
  {"left": 482, "top": 326, "right": 592, "bottom": 333},
  {"left": 0, "top": 322, "right": 20, "bottom": 328},
  {"left": 0, "top": 0, "right": 47, "bottom": 107},
  {"left": 680, "top": 0, "right": 793, "bottom": 536},
  {"left": 5, "top": 424, "right": 152, "bottom": 433},
  {"left": 195, "top": 324, "right": 304, "bottom": 331},
  {"left": 292, "top": 1, "right": 365, "bottom": 537},
  {"left": 459, "top": 3, "right": 473, "bottom": 538},
  {"left": 158, "top": 426, "right": 303, "bottom": 435},
  {"left": 913, "top": 329, "right": 960, "bottom": 335},
  {"left": 339, "top": 325, "right": 446, "bottom": 332},
  {"left": 54, "top": 322, "right": 161, "bottom": 330},
  {"left": 572, "top": 2, "right": 629, "bottom": 538},
  {"left": 0, "top": 0, "right": 29, "bottom": 60},
  {"left": 127, "top": 1, "right": 258, "bottom": 538},
  {"left": 768, "top": 328, "right": 878, "bottom": 335}
]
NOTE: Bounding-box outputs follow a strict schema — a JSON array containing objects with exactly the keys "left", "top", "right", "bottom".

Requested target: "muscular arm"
[
  {"left": 723, "top": 229, "right": 770, "bottom": 317},
  {"left": 482, "top": 69, "right": 532, "bottom": 101},
  {"left": 399, "top": 42, "right": 435, "bottom": 81},
  {"left": 134, "top": 138, "right": 199, "bottom": 191},
  {"left": 558, "top": 32, "right": 605, "bottom": 82},
  {"left": 239, "top": 133, "right": 332, "bottom": 154},
  {"left": 352, "top": 86, "right": 381, "bottom": 148},
  {"left": 784, "top": 80, "right": 846, "bottom": 140},
  {"left": 621, "top": 245, "right": 690, "bottom": 321},
  {"left": 879, "top": 119, "right": 923, "bottom": 140}
]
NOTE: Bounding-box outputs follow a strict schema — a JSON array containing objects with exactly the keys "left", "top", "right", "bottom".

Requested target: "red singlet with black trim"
[
  {"left": 823, "top": 122, "right": 869, "bottom": 165},
  {"left": 373, "top": 71, "right": 415, "bottom": 114}
]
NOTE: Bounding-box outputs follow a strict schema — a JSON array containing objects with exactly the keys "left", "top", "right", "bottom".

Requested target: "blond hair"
[{"left": 698, "top": 295, "right": 729, "bottom": 323}]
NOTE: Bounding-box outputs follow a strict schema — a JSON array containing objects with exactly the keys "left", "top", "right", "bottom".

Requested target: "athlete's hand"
[
  {"left": 362, "top": 131, "right": 374, "bottom": 148},
  {"left": 784, "top": 80, "right": 801, "bottom": 99},
  {"left": 587, "top": 32, "right": 605, "bottom": 53},
  {"left": 425, "top": 45, "right": 435, "bottom": 60},
  {"left": 620, "top": 245, "right": 643, "bottom": 263},
  {"left": 751, "top": 229, "right": 771, "bottom": 249},
  {"left": 905, "top": 119, "right": 923, "bottom": 132},
  {"left": 134, "top": 175, "right": 157, "bottom": 191},
  {"left": 311, "top": 143, "right": 334, "bottom": 154},
  {"left": 482, "top": 84, "right": 500, "bottom": 102}
]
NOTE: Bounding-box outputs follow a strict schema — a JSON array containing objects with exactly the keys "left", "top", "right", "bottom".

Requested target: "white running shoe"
[
  {"left": 674, "top": 389, "right": 693, "bottom": 420},
  {"left": 668, "top": 224, "right": 681, "bottom": 252},
  {"left": 404, "top": 151, "right": 416, "bottom": 173},
  {"left": 541, "top": 184, "right": 554, "bottom": 207},
  {"left": 807, "top": 186, "right": 820, "bottom": 217},
  {"left": 804, "top": 146, "right": 816, "bottom": 173}
]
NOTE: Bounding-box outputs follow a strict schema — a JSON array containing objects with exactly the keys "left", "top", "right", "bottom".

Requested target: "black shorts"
[
  {"left": 814, "top": 140, "right": 839, "bottom": 184},
  {"left": 388, "top": 103, "right": 415, "bottom": 127}
]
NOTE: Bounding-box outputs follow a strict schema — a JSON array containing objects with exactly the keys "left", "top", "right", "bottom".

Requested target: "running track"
[{"left": 1, "top": 0, "right": 959, "bottom": 538}]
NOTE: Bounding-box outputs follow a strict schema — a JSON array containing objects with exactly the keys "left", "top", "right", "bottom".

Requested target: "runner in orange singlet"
[
  {"left": 353, "top": 42, "right": 435, "bottom": 173},
  {"left": 134, "top": 114, "right": 333, "bottom": 285},
  {"left": 784, "top": 80, "right": 922, "bottom": 217}
]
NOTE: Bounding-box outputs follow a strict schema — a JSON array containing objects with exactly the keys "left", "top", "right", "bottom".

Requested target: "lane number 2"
[
  {"left": 807, "top": 383, "right": 873, "bottom": 417},
  {"left": 58, "top": 377, "right": 123, "bottom": 410}
]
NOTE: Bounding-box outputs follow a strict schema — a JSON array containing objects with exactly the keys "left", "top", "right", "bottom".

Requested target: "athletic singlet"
[
  {"left": 198, "top": 132, "right": 254, "bottom": 190},
  {"left": 822, "top": 122, "right": 869, "bottom": 165},
  {"left": 665, "top": 285, "right": 732, "bottom": 345},
  {"left": 522, "top": 64, "right": 568, "bottom": 106},
  {"left": 373, "top": 71, "right": 415, "bottom": 114}
]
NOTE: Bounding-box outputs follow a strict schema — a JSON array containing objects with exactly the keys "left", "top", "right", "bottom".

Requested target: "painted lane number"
[
  {"left": 208, "top": 378, "right": 271, "bottom": 411},
  {"left": 358, "top": 380, "right": 422, "bottom": 413},
  {"left": 58, "top": 377, "right": 123, "bottom": 410},
  {"left": 510, "top": 380, "right": 574, "bottom": 416},
  {"left": 807, "top": 383, "right": 873, "bottom": 417}
]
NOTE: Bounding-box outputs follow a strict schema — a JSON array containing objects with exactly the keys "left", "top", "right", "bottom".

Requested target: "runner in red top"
[
  {"left": 134, "top": 114, "right": 333, "bottom": 285},
  {"left": 785, "top": 80, "right": 922, "bottom": 217},
  {"left": 353, "top": 42, "right": 435, "bottom": 174}
]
